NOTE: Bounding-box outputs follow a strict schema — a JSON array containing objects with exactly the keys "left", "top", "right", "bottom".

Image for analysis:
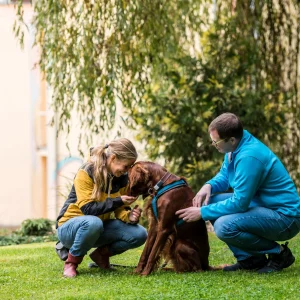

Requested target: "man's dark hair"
[{"left": 208, "top": 113, "right": 243, "bottom": 140}]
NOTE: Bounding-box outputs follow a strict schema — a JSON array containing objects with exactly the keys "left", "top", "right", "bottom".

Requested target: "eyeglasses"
[{"left": 211, "top": 138, "right": 227, "bottom": 146}]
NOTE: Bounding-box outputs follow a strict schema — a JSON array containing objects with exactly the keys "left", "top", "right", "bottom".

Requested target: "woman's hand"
[
  {"left": 129, "top": 205, "right": 142, "bottom": 224},
  {"left": 121, "top": 195, "right": 138, "bottom": 205}
]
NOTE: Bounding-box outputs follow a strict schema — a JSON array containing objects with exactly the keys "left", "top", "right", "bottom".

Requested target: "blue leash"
[{"left": 151, "top": 179, "right": 187, "bottom": 226}]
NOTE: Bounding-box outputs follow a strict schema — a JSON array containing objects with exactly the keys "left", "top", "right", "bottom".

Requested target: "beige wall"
[{"left": 0, "top": 5, "right": 34, "bottom": 227}]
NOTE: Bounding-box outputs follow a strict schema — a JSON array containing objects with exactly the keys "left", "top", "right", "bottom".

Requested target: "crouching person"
[
  {"left": 56, "top": 138, "right": 147, "bottom": 278},
  {"left": 176, "top": 113, "right": 300, "bottom": 274}
]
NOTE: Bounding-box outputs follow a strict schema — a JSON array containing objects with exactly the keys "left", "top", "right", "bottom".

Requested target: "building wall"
[
  {"left": 0, "top": 4, "right": 62, "bottom": 227},
  {"left": 0, "top": 5, "right": 34, "bottom": 227}
]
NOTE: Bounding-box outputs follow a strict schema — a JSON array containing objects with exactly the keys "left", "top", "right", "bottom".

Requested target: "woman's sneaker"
[
  {"left": 223, "top": 255, "right": 267, "bottom": 271},
  {"left": 257, "top": 242, "right": 295, "bottom": 274}
]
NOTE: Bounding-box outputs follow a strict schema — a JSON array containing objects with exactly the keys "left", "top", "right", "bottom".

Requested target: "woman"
[{"left": 56, "top": 138, "right": 147, "bottom": 277}]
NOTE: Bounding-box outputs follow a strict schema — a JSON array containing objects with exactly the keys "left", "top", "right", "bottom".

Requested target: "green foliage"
[
  {"left": 129, "top": 49, "right": 289, "bottom": 188},
  {"left": 0, "top": 218, "right": 56, "bottom": 246},
  {"left": 14, "top": 0, "right": 300, "bottom": 189},
  {"left": 0, "top": 233, "right": 57, "bottom": 247},
  {"left": 126, "top": 1, "right": 300, "bottom": 189},
  {"left": 18, "top": 218, "right": 54, "bottom": 236},
  {"left": 1, "top": 235, "right": 300, "bottom": 299},
  {"left": 14, "top": 0, "right": 208, "bottom": 147}
]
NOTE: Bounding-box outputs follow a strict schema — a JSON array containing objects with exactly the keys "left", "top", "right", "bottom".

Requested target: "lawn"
[{"left": 0, "top": 233, "right": 299, "bottom": 300}]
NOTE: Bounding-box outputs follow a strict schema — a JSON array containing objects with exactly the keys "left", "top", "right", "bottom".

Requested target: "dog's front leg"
[
  {"left": 134, "top": 222, "right": 158, "bottom": 274},
  {"left": 141, "top": 228, "right": 171, "bottom": 276}
]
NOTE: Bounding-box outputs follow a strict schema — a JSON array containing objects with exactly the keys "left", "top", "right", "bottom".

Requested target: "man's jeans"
[
  {"left": 57, "top": 216, "right": 147, "bottom": 257},
  {"left": 209, "top": 193, "right": 300, "bottom": 261}
]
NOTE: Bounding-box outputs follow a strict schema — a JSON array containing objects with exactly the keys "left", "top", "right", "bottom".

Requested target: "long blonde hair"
[{"left": 86, "top": 138, "right": 137, "bottom": 200}]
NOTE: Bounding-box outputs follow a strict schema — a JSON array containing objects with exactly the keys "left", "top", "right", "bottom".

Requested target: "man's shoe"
[
  {"left": 257, "top": 242, "right": 295, "bottom": 274},
  {"left": 223, "top": 255, "right": 268, "bottom": 272}
]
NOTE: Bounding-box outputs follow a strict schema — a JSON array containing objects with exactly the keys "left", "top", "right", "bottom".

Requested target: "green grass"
[{"left": 0, "top": 233, "right": 300, "bottom": 300}]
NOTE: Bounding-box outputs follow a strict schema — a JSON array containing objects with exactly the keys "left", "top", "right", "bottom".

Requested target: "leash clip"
[{"left": 148, "top": 188, "right": 155, "bottom": 196}]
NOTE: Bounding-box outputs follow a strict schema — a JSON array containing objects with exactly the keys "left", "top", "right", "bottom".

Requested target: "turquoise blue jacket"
[{"left": 201, "top": 130, "right": 300, "bottom": 221}]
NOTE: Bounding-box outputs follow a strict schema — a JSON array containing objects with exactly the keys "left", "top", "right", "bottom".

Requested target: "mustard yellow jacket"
[{"left": 56, "top": 163, "right": 131, "bottom": 228}]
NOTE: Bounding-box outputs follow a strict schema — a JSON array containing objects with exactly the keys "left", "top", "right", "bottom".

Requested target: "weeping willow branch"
[{"left": 14, "top": 0, "right": 300, "bottom": 188}]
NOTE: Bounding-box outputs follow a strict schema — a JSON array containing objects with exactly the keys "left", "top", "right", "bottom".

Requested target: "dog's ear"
[
  {"left": 129, "top": 164, "right": 149, "bottom": 187},
  {"left": 136, "top": 165, "right": 149, "bottom": 175},
  {"left": 135, "top": 166, "right": 149, "bottom": 181}
]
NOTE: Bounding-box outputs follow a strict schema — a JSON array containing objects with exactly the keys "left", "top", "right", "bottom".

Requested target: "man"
[{"left": 176, "top": 113, "right": 300, "bottom": 273}]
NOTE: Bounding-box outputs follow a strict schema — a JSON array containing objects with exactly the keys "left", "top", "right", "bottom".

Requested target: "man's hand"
[
  {"left": 129, "top": 205, "right": 142, "bottom": 223},
  {"left": 193, "top": 184, "right": 212, "bottom": 207},
  {"left": 121, "top": 195, "right": 138, "bottom": 205},
  {"left": 175, "top": 207, "right": 202, "bottom": 222}
]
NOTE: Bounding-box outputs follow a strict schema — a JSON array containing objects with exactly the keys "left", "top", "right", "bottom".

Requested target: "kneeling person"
[{"left": 177, "top": 113, "right": 300, "bottom": 273}]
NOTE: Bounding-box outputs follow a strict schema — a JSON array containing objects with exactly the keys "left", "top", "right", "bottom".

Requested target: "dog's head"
[
  {"left": 127, "top": 162, "right": 151, "bottom": 198},
  {"left": 128, "top": 161, "right": 168, "bottom": 198}
]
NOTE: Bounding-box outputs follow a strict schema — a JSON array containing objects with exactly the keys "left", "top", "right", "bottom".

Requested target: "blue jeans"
[
  {"left": 208, "top": 193, "right": 300, "bottom": 261},
  {"left": 57, "top": 216, "right": 147, "bottom": 257}
]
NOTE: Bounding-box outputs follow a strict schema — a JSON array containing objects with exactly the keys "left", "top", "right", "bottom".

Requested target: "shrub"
[
  {"left": 0, "top": 218, "right": 57, "bottom": 247},
  {"left": 18, "top": 218, "right": 54, "bottom": 236},
  {"left": 0, "top": 234, "right": 57, "bottom": 246}
]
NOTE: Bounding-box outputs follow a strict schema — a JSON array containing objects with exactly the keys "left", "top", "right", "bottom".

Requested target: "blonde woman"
[{"left": 56, "top": 138, "right": 147, "bottom": 278}]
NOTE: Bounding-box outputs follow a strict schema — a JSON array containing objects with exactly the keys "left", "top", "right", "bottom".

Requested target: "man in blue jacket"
[{"left": 176, "top": 113, "right": 300, "bottom": 273}]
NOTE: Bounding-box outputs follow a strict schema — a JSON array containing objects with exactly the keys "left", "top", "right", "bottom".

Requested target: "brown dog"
[{"left": 128, "top": 161, "right": 210, "bottom": 275}]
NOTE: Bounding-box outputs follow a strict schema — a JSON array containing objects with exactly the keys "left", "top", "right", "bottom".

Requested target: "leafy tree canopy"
[{"left": 15, "top": 0, "right": 300, "bottom": 190}]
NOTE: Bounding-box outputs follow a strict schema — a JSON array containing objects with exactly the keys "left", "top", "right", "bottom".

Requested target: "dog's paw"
[
  {"left": 140, "top": 271, "right": 150, "bottom": 276},
  {"left": 133, "top": 267, "right": 143, "bottom": 274}
]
